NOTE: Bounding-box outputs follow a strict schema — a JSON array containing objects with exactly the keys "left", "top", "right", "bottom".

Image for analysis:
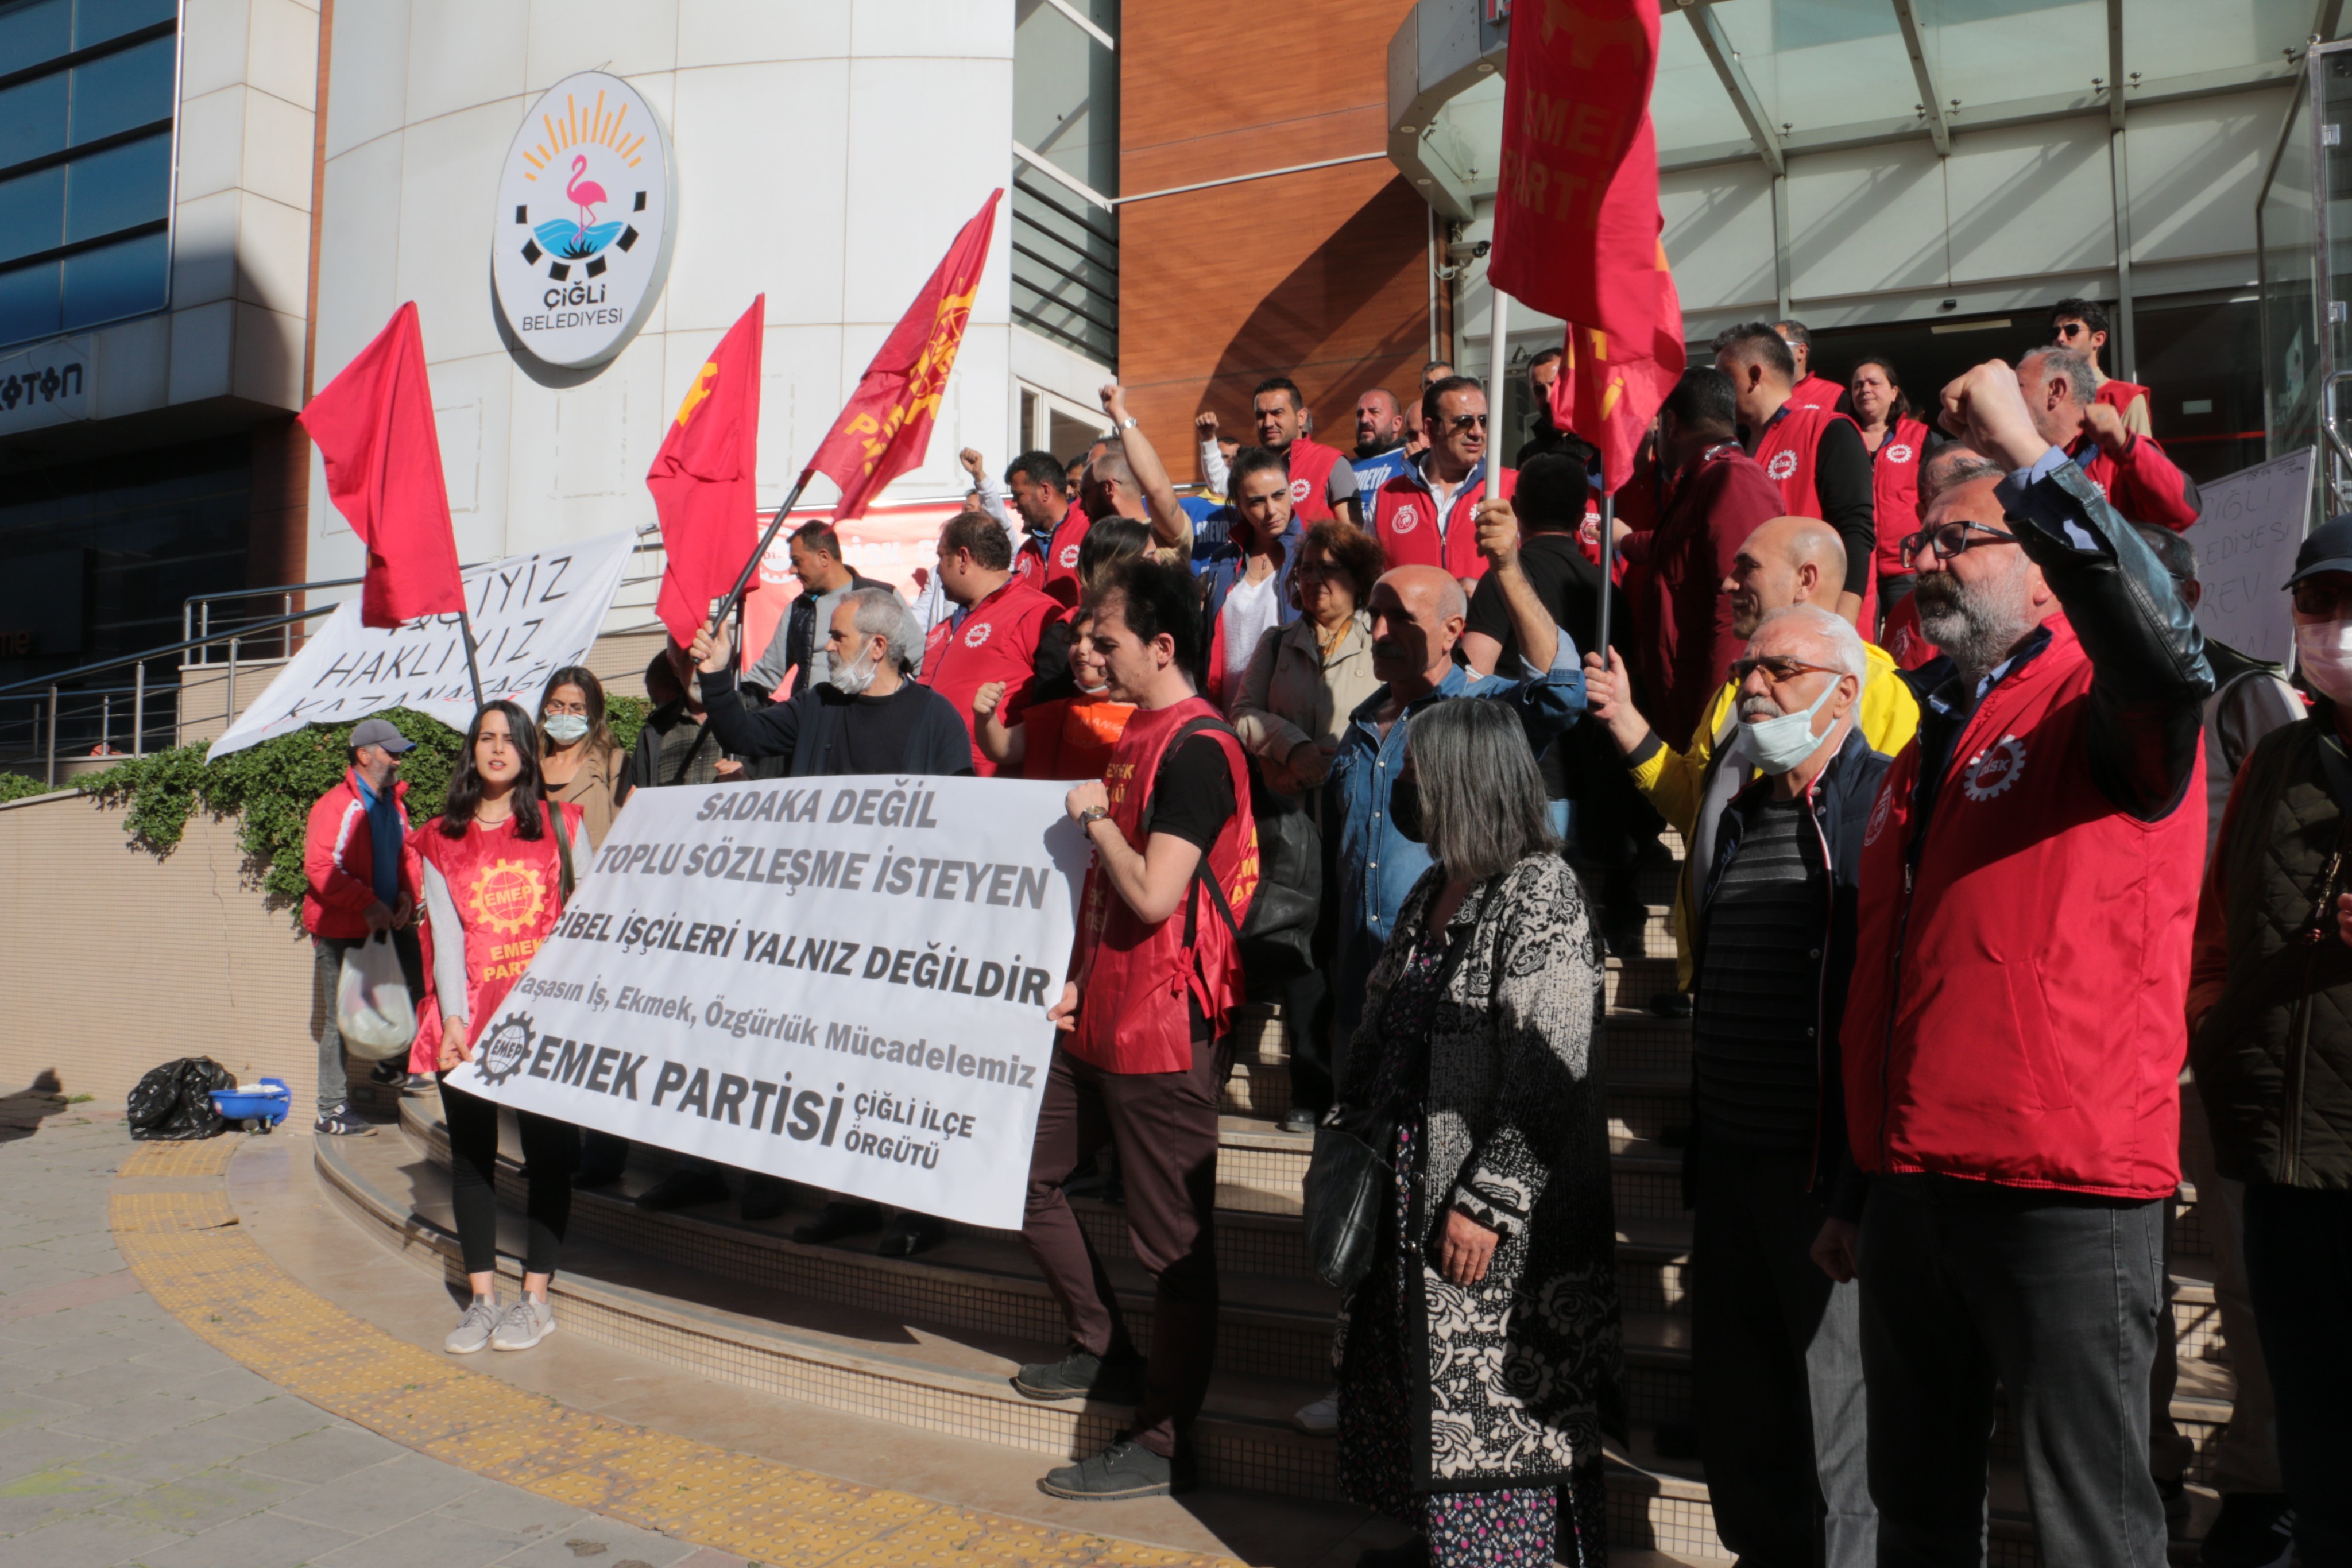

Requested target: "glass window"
[
  {"left": 0, "top": 0, "right": 69, "bottom": 78},
  {"left": 0, "top": 162, "right": 62, "bottom": 262},
  {"left": 60, "top": 224, "right": 161, "bottom": 328},
  {"left": 71, "top": 0, "right": 174, "bottom": 51},
  {"left": 2259, "top": 69, "right": 2316, "bottom": 463},
  {"left": 62, "top": 127, "right": 161, "bottom": 241},
  {"left": 68, "top": 31, "right": 169, "bottom": 144},
  {"left": 0, "top": 255, "right": 59, "bottom": 344},
  {"left": 0, "top": 69, "right": 67, "bottom": 170}
]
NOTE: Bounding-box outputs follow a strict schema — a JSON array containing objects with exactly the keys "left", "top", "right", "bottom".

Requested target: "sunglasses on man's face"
[
  {"left": 1446, "top": 412, "right": 1488, "bottom": 432},
  {"left": 2052, "top": 322, "right": 2086, "bottom": 340}
]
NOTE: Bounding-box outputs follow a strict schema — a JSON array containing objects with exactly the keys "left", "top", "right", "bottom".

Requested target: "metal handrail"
[{"left": 183, "top": 575, "right": 361, "bottom": 644}]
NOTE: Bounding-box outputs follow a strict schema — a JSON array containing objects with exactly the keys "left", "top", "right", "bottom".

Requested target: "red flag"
[
  {"left": 298, "top": 303, "right": 466, "bottom": 629},
  {"left": 649, "top": 296, "right": 765, "bottom": 646},
  {"left": 1489, "top": 0, "right": 1684, "bottom": 493},
  {"left": 804, "top": 189, "right": 1001, "bottom": 519}
]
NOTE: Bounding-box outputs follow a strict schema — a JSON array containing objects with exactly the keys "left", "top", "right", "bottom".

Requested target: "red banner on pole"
[
  {"left": 803, "top": 189, "right": 1001, "bottom": 520},
  {"left": 648, "top": 296, "right": 765, "bottom": 646},
  {"left": 1488, "top": 0, "right": 1684, "bottom": 493},
  {"left": 299, "top": 303, "right": 467, "bottom": 629}
]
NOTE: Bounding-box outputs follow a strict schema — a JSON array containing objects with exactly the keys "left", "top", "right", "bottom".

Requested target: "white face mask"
[
  {"left": 829, "top": 641, "right": 880, "bottom": 695},
  {"left": 1738, "top": 678, "right": 1839, "bottom": 775},
  {"left": 542, "top": 714, "right": 590, "bottom": 744},
  {"left": 2295, "top": 617, "right": 2352, "bottom": 703}
]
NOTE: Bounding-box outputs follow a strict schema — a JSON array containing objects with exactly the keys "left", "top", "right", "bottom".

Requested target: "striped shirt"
[{"left": 1692, "top": 795, "right": 1824, "bottom": 1149}]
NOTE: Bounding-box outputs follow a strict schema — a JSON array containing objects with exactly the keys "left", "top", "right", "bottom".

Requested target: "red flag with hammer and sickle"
[
  {"left": 649, "top": 295, "right": 765, "bottom": 646},
  {"left": 804, "top": 189, "right": 1002, "bottom": 520},
  {"left": 1490, "top": 0, "right": 1684, "bottom": 494}
]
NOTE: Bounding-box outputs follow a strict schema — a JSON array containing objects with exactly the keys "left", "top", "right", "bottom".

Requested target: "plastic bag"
[
  {"left": 126, "top": 1057, "right": 234, "bottom": 1141},
  {"left": 336, "top": 933, "right": 417, "bottom": 1059}
]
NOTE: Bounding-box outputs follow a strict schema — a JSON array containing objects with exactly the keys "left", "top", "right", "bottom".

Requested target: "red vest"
[
  {"left": 1039, "top": 500, "right": 1092, "bottom": 609},
  {"left": 1071, "top": 699, "right": 1258, "bottom": 1074},
  {"left": 919, "top": 575, "right": 1060, "bottom": 777},
  {"left": 409, "top": 802, "right": 583, "bottom": 1062},
  {"left": 2095, "top": 378, "right": 2150, "bottom": 421},
  {"left": 1753, "top": 404, "right": 1860, "bottom": 522},
  {"left": 1283, "top": 436, "right": 1346, "bottom": 522},
  {"left": 1842, "top": 614, "right": 2206, "bottom": 1199},
  {"left": 1789, "top": 373, "right": 1843, "bottom": 412},
  {"left": 1862, "top": 416, "right": 1930, "bottom": 633},
  {"left": 1371, "top": 462, "right": 1517, "bottom": 580}
]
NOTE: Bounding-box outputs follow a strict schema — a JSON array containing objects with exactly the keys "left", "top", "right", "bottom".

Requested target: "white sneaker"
[
  {"left": 490, "top": 1296, "right": 556, "bottom": 1351},
  {"left": 1294, "top": 1389, "right": 1339, "bottom": 1435},
  {"left": 444, "top": 1297, "right": 499, "bottom": 1354}
]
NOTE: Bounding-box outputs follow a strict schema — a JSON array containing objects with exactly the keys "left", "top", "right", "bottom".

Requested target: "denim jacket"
[{"left": 1325, "top": 635, "right": 1587, "bottom": 1042}]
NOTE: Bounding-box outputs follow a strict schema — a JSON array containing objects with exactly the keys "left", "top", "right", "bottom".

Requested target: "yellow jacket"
[{"left": 1631, "top": 638, "right": 1920, "bottom": 989}]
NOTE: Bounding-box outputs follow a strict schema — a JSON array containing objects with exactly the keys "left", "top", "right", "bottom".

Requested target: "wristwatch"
[
  {"left": 1078, "top": 805, "right": 1109, "bottom": 826},
  {"left": 1119, "top": 416, "right": 1138, "bottom": 431}
]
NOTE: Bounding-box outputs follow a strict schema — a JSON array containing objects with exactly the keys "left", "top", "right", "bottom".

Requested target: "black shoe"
[
  {"left": 1355, "top": 1539, "right": 1431, "bottom": 1568},
  {"left": 1601, "top": 904, "right": 1647, "bottom": 959},
  {"left": 1279, "top": 1108, "right": 1319, "bottom": 1135},
  {"left": 368, "top": 1060, "right": 407, "bottom": 1086},
  {"left": 2200, "top": 1492, "right": 2295, "bottom": 1568},
  {"left": 399, "top": 1073, "right": 434, "bottom": 1095},
  {"left": 1647, "top": 990, "right": 1692, "bottom": 1019},
  {"left": 1012, "top": 1344, "right": 1146, "bottom": 1404},
  {"left": 739, "top": 1175, "right": 791, "bottom": 1224},
  {"left": 632, "top": 1167, "right": 729, "bottom": 1212},
  {"left": 792, "top": 1199, "right": 884, "bottom": 1244},
  {"left": 877, "top": 1211, "right": 946, "bottom": 1257},
  {"left": 1038, "top": 1437, "right": 1192, "bottom": 1500}
]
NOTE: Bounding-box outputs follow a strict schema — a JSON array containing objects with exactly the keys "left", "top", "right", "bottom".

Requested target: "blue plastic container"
[{"left": 210, "top": 1076, "right": 291, "bottom": 1129}]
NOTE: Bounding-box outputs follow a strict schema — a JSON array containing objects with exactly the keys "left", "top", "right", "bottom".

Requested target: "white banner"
[
  {"left": 444, "top": 776, "right": 1090, "bottom": 1232},
  {"left": 2183, "top": 448, "right": 2312, "bottom": 667},
  {"left": 208, "top": 531, "right": 636, "bottom": 759}
]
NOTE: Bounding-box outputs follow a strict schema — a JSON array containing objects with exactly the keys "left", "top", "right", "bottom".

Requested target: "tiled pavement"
[{"left": 0, "top": 1099, "right": 746, "bottom": 1568}]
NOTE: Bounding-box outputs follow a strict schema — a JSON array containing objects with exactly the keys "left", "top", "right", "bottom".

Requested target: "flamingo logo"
[{"left": 566, "top": 155, "right": 606, "bottom": 245}]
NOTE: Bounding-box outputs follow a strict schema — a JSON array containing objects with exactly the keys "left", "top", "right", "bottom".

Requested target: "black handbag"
[{"left": 1304, "top": 1101, "right": 1396, "bottom": 1291}]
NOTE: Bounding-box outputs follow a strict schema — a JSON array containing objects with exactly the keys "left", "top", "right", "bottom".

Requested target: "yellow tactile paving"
[{"left": 109, "top": 1166, "right": 1243, "bottom": 1568}]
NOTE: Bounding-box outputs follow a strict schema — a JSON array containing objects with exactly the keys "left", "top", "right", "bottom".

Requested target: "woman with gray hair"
[
  {"left": 688, "top": 584, "right": 973, "bottom": 779},
  {"left": 1334, "top": 698, "right": 1622, "bottom": 1567}
]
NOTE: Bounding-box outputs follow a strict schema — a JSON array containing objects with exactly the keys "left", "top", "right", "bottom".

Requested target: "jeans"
[
  {"left": 2242, "top": 1184, "right": 2352, "bottom": 1566},
  {"left": 1690, "top": 1139, "right": 1875, "bottom": 1568},
  {"left": 311, "top": 930, "right": 422, "bottom": 1117},
  {"left": 1860, "top": 1174, "right": 2167, "bottom": 1568}
]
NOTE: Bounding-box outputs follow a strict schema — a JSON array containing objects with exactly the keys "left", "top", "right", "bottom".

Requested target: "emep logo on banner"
[{"left": 492, "top": 72, "right": 678, "bottom": 368}]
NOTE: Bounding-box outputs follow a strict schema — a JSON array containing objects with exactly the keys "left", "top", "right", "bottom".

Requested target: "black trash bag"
[{"left": 125, "top": 1057, "right": 235, "bottom": 1141}]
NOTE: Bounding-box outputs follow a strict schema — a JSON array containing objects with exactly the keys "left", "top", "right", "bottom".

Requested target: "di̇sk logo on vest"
[
  {"left": 1391, "top": 503, "right": 1419, "bottom": 535},
  {"left": 1766, "top": 450, "right": 1799, "bottom": 481},
  {"left": 1961, "top": 735, "right": 2028, "bottom": 801},
  {"left": 964, "top": 621, "right": 993, "bottom": 649},
  {"left": 1290, "top": 477, "right": 1313, "bottom": 504},
  {"left": 1887, "top": 443, "right": 1913, "bottom": 463},
  {"left": 490, "top": 72, "right": 678, "bottom": 369},
  {"left": 1058, "top": 543, "right": 1081, "bottom": 568}
]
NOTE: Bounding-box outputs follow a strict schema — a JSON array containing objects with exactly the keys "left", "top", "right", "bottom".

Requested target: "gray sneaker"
[
  {"left": 490, "top": 1296, "right": 555, "bottom": 1351},
  {"left": 444, "top": 1297, "right": 499, "bottom": 1354}
]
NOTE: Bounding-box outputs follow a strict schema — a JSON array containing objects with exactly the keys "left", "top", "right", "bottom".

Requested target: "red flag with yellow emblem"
[
  {"left": 649, "top": 295, "right": 764, "bottom": 646},
  {"left": 1489, "top": 0, "right": 1683, "bottom": 493},
  {"left": 804, "top": 189, "right": 1001, "bottom": 519}
]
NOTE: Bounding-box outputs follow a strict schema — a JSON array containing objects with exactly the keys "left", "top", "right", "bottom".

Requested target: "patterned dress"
[{"left": 1337, "top": 905, "right": 1608, "bottom": 1566}]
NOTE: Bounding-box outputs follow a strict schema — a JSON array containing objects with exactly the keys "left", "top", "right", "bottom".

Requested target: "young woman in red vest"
[
  {"left": 1848, "top": 358, "right": 1934, "bottom": 637},
  {"left": 408, "top": 700, "right": 590, "bottom": 1358}
]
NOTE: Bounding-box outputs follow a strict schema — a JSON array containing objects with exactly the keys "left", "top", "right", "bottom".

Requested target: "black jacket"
[
  {"left": 1688, "top": 725, "right": 1890, "bottom": 1220},
  {"left": 695, "top": 667, "right": 974, "bottom": 778}
]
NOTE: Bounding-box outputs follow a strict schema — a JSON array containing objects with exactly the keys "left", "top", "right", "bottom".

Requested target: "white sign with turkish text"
[
  {"left": 446, "top": 777, "right": 1089, "bottom": 1232},
  {"left": 2183, "top": 447, "right": 2313, "bottom": 667},
  {"left": 206, "top": 531, "right": 635, "bottom": 759}
]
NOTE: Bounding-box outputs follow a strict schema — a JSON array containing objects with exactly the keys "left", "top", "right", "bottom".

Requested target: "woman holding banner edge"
[{"left": 408, "top": 701, "right": 592, "bottom": 1354}]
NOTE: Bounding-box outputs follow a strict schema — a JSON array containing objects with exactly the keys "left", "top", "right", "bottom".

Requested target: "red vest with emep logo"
[
  {"left": 1372, "top": 464, "right": 1518, "bottom": 580},
  {"left": 1861, "top": 415, "right": 1930, "bottom": 633},
  {"left": 919, "top": 575, "right": 1059, "bottom": 777},
  {"left": 1071, "top": 698, "right": 1258, "bottom": 1073},
  {"left": 1753, "top": 404, "right": 1860, "bottom": 521},
  {"left": 1282, "top": 436, "right": 1345, "bottom": 522},
  {"left": 1039, "top": 500, "right": 1092, "bottom": 609},
  {"left": 1841, "top": 613, "right": 2205, "bottom": 1199}
]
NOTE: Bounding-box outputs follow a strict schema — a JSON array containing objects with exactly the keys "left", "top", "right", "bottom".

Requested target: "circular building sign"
[{"left": 490, "top": 72, "right": 676, "bottom": 369}]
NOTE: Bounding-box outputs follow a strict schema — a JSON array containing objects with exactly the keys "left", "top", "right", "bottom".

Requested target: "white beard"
[{"left": 829, "top": 645, "right": 880, "bottom": 695}]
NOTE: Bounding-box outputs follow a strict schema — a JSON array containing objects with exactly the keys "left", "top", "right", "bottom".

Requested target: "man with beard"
[
  {"left": 1250, "top": 376, "right": 1361, "bottom": 525},
  {"left": 1350, "top": 388, "right": 1411, "bottom": 493},
  {"left": 689, "top": 586, "right": 974, "bottom": 1257},
  {"left": 1842, "top": 359, "right": 2212, "bottom": 1568}
]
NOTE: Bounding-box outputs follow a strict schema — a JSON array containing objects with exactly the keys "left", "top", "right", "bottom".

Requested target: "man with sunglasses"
[
  {"left": 1843, "top": 358, "right": 2213, "bottom": 1568},
  {"left": 1714, "top": 323, "right": 1876, "bottom": 628},
  {"left": 2013, "top": 343, "right": 2200, "bottom": 533},
  {"left": 1370, "top": 375, "right": 1517, "bottom": 587},
  {"left": 2047, "top": 297, "right": 2152, "bottom": 437}
]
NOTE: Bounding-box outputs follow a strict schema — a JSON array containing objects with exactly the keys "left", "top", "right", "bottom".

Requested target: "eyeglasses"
[
  {"left": 2293, "top": 580, "right": 2352, "bottom": 617},
  {"left": 2052, "top": 322, "right": 2085, "bottom": 340},
  {"left": 1446, "top": 412, "right": 1489, "bottom": 432},
  {"left": 1728, "top": 656, "right": 1844, "bottom": 686},
  {"left": 1900, "top": 519, "right": 2021, "bottom": 562},
  {"left": 543, "top": 699, "right": 589, "bottom": 715}
]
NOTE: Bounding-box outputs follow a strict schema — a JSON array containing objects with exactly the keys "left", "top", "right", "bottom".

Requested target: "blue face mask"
[
  {"left": 1738, "top": 679, "right": 1838, "bottom": 775},
  {"left": 543, "top": 714, "right": 591, "bottom": 745}
]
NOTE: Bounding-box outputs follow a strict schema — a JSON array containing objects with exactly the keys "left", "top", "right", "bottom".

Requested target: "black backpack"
[
  {"left": 125, "top": 1057, "right": 234, "bottom": 1141},
  {"left": 1144, "top": 716, "right": 1321, "bottom": 968}
]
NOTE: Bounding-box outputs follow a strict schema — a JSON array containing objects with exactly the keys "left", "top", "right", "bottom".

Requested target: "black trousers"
[
  {"left": 2243, "top": 1183, "right": 2352, "bottom": 1566},
  {"left": 440, "top": 1077, "right": 575, "bottom": 1278}
]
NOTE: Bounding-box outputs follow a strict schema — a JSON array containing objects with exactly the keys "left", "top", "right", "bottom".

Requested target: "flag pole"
[
  {"left": 455, "top": 605, "right": 488, "bottom": 711},
  {"left": 1486, "top": 289, "right": 1512, "bottom": 502},
  {"left": 703, "top": 470, "right": 816, "bottom": 641},
  {"left": 1596, "top": 491, "right": 1616, "bottom": 658}
]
